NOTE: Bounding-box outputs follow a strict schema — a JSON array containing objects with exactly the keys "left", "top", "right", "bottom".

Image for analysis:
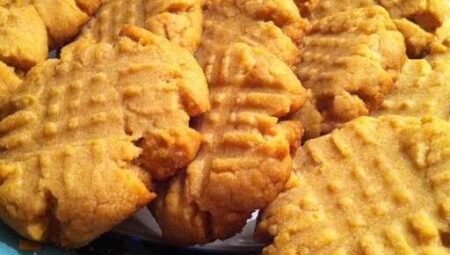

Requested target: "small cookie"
[
  {"left": 32, "top": 0, "right": 96, "bottom": 47},
  {"left": 0, "top": 5, "right": 47, "bottom": 70},
  {"left": 196, "top": 0, "right": 309, "bottom": 68},
  {"left": 293, "top": 7, "right": 406, "bottom": 138},
  {"left": 298, "top": 0, "right": 448, "bottom": 58},
  {"left": 80, "top": 0, "right": 203, "bottom": 53},
  {"left": 0, "top": 0, "right": 102, "bottom": 71},
  {"left": 152, "top": 43, "right": 306, "bottom": 245},
  {"left": 303, "top": 0, "right": 446, "bottom": 32},
  {"left": 257, "top": 115, "right": 450, "bottom": 254},
  {"left": 0, "top": 26, "right": 209, "bottom": 247}
]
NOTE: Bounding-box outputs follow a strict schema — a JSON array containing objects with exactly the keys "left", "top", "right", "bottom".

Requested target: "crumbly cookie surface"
[
  {"left": 0, "top": 27, "right": 209, "bottom": 247},
  {"left": 293, "top": 7, "right": 406, "bottom": 138},
  {"left": 196, "top": 0, "right": 308, "bottom": 68},
  {"left": 153, "top": 42, "right": 306, "bottom": 245},
  {"left": 257, "top": 115, "right": 450, "bottom": 254},
  {"left": 297, "top": 0, "right": 449, "bottom": 58},
  {"left": 302, "top": 0, "right": 446, "bottom": 31},
  {"left": 151, "top": 0, "right": 308, "bottom": 245},
  {"left": 0, "top": 0, "right": 101, "bottom": 71},
  {"left": 80, "top": 0, "right": 203, "bottom": 53}
]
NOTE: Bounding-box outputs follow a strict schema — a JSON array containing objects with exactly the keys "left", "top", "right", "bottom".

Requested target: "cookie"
[
  {"left": 79, "top": 0, "right": 203, "bottom": 53},
  {"left": 298, "top": 0, "right": 449, "bottom": 59},
  {"left": 0, "top": 0, "right": 102, "bottom": 71},
  {"left": 196, "top": 0, "right": 309, "bottom": 68},
  {"left": 32, "top": 0, "right": 98, "bottom": 47},
  {"left": 302, "top": 0, "right": 446, "bottom": 32},
  {"left": 0, "top": 26, "right": 209, "bottom": 247},
  {"left": 376, "top": 51, "right": 450, "bottom": 119},
  {"left": 256, "top": 115, "right": 450, "bottom": 254},
  {"left": 0, "top": 61, "right": 21, "bottom": 96},
  {"left": 293, "top": 7, "right": 406, "bottom": 138},
  {"left": 0, "top": 5, "right": 47, "bottom": 70},
  {"left": 152, "top": 43, "right": 306, "bottom": 245}
]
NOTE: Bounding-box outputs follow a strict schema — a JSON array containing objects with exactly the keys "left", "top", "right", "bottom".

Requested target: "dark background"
[{"left": 77, "top": 233, "right": 260, "bottom": 255}]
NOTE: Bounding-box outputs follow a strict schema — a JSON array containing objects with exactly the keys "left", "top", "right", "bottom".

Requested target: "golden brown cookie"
[
  {"left": 2, "top": 0, "right": 101, "bottom": 47},
  {"left": 302, "top": 0, "right": 446, "bottom": 32},
  {"left": 79, "top": 0, "right": 203, "bottom": 53},
  {"left": 196, "top": 0, "right": 309, "bottom": 68},
  {"left": 256, "top": 115, "right": 450, "bottom": 254},
  {"left": 376, "top": 50, "right": 450, "bottom": 119},
  {"left": 0, "top": 0, "right": 102, "bottom": 71},
  {"left": 0, "top": 61, "right": 21, "bottom": 96},
  {"left": 0, "top": 5, "right": 47, "bottom": 70},
  {"left": 152, "top": 43, "right": 306, "bottom": 245},
  {"left": 297, "top": 0, "right": 448, "bottom": 58},
  {"left": 293, "top": 7, "right": 406, "bottom": 138},
  {"left": 0, "top": 26, "right": 209, "bottom": 247},
  {"left": 32, "top": 0, "right": 95, "bottom": 47}
]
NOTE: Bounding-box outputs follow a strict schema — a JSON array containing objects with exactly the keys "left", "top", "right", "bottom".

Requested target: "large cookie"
[
  {"left": 292, "top": 7, "right": 406, "bottom": 139},
  {"left": 152, "top": 43, "right": 306, "bottom": 245},
  {"left": 0, "top": 26, "right": 209, "bottom": 247},
  {"left": 196, "top": 0, "right": 309, "bottom": 68},
  {"left": 79, "top": 0, "right": 203, "bottom": 53},
  {"left": 256, "top": 115, "right": 450, "bottom": 254}
]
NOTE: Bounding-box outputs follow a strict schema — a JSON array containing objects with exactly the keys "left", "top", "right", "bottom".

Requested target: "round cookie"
[
  {"left": 0, "top": 26, "right": 209, "bottom": 247},
  {"left": 153, "top": 42, "right": 306, "bottom": 245},
  {"left": 257, "top": 115, "right": 450, "bottom": 254},
  {"left": 151, "top": 0, "right": 308, "bottom": 245},
  {"left": 292, "top": 7, "right": 406, "bottom": 139}
]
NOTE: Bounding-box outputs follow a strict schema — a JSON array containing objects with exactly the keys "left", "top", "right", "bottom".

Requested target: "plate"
[
  {"left": 0, "top": 209, "right": 264, "bottom": 254},
  {"left": 0, "top": 221, "right": 75, "bottom": 255},
  {"left": 114, "top": 209, "right": 265, "bottom": 253}
]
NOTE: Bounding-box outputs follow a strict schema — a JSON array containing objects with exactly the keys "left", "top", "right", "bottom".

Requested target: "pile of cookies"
[{"left": 0, "top": 0, "right": 449, "bottom": 253}]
